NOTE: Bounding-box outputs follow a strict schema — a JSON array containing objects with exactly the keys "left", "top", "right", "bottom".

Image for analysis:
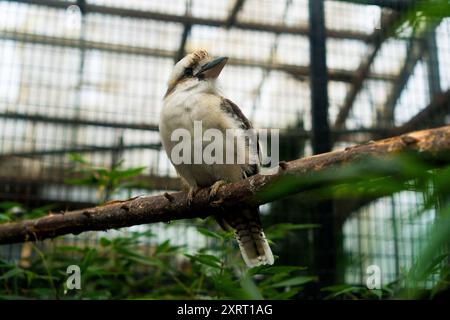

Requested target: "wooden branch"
[{"left": 0, "top": 126, "right": 449, "bottom": 245}]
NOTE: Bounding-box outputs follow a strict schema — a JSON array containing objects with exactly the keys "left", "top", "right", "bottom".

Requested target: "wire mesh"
[{"left": 0, "top": 0, "right": 449, "bottom": 288}]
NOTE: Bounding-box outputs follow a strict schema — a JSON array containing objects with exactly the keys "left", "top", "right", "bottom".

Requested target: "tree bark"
[{"left": 0, "top": 125, "right": 449, "bottom": 245}]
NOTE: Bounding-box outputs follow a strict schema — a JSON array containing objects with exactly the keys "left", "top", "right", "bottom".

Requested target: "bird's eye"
[{"left": 184, "top": 67, "right": 193, "bottom": 77}]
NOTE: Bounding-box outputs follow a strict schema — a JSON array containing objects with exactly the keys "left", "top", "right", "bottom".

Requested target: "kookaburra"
[{"left": 159, "top": 50, "right": 274, "bottom": 267}]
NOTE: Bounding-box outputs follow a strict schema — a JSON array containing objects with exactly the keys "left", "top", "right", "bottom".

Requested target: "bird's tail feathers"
[
  {"left": 236, "top": 227, "right": 274, "bottom": 268},
  {"left": 217, "top": 209, "right": 274, "bottom": 268}
]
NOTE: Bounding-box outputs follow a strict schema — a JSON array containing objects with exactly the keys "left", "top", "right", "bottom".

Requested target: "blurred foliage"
[
  {"left": 258, "top": 152, "right": 450, "bottom": 299},
  {"left": 0, "top": 202, "right": 54, "bottom": 223},
  {"left": 350, "top": 0, "right": 450, "bottom": 35},
  {"left": 397, "top": 0, "right": 450, "bottom": 33},
  {"left": 0, "top": 218, "right": 317, "bottom": 300},
  {"left": 0, "top": 154, "right": 317, "bottom": 299},
  {"left": 346, "top": 0, "right": 450, "bottom": 47},
  {"left": 0, "top": 151, "right": 449, "bottom": 300},
  {"left": 65, "top": 153, "right": 146, "bottom": 201}
]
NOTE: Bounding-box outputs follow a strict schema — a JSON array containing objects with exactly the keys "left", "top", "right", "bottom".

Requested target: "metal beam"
[
  {"left": 333, "top": 11, "right": 401, "bottom": 131},
  {"left": 0, "top": 175, "right": 182, "bottom": 192},
  {"left": 308, "top": 0, "right": 334, "bottom": 287},
  {"left": 0, "top": 143, "right": 162, "bottom": 158},
  {"left": 249, "top": 0, "right": 294, "bottom": 120},
  {"left": 175, "top": 24, "right": 192, "bottom": 63},
  {"left": 174, "top": 0, "right": 193, "bottom": 63},
  {"left": 226, "top": 0, "right": 246, "bottom": 28},
  {"left": 391, "top": 89, "right": 450, "bottom": 135},
  {"left": 382, "top": 34, "right": 428, "bottom": 126},
  {"left": 8, "top": 0, "right": 417, "bottom": 11},
  {"left": 1, "top": 111, "right": 393, "bottom": 144},
  {"left": 425, "top": 26, "right": 442, "bottom": 98},
  {"left": 72, "top": 0, "right": 87, "bottom": 149},
  {"left": 0, "top": 30, "right": 174, "bottom": 58},
  {"left": 336, "top": 0, "right": 415, "bottom": 10},
  {"left": 4, "top": 0, "right": 370, "bottom": 40},
  {"left": 0, "top": 30, "right": 395, "bottom": 83},
  {"left": 309, "top": 0, "right": 331, "bottom": 155},
  {"left": 0, "top": 111, "right": 159, "bottom": 131}
]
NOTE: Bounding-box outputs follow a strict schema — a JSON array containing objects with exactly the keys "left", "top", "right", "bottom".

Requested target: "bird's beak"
[{"left": 195, "top": 57, "right": 228, "bottom": 79}]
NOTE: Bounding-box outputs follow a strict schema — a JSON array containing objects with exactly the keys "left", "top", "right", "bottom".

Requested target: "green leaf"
[
  {"left": 0, "top": 201, "right": 23, "bottom": 210},
  {"left": 269, "top": 276, "right": 317, "bottom": 288},
  {"left": 155, "top": 240, "right": 172, "bottom": 255},
  {"left": 0, "top": 214, "right": 11, "bottom": 222},
  {"left": 54, "top": 245, "right": 86, "bottom": 253},
  {"left": 270, "top": 287, "right": 302, "bottom": 300},
  {"left": 128, "top": 256, "right": 165, "bottom": 268},
  {"left": 372, "top": 289, "right": 383, "bottom": 300},
  {"left": 94, "top": 168, "right": 111, "bottom": 177},
  {"left": 249, "top": 265, "right": 306, "bottom": 276},
  {"left": 0, "top": 268, "right": 24, "bottom": 280},
  {"left": 324, "top": 286, "right": 360, "bottom": 299},
  {"left": 186, "top": 254, "right": 221, "bottom": 269},
  {"left": 27, "top": 205, "right": 55, "bottom": 219},
  {"left": 126, "top": 230, "right": 156, "bottom": 242},
  {"left": 321, "top": 284, "right": 353, "bottom": 293},
  {"left": 114, "top": 246, "right": 142, "bottom": 259},
  {"left": 69, "top": 153, "right": 89, "bottom": 164},
  {"left": 240, "top": 275, "right": 264, "bottom": 300},
  {"left": 115, "top": 167, "right": 147, "bottom": 179},
  {"left": 211, "top": 273, "right": 242, "bottom": 298},
  {"left": 100, "top": 237, "right": 111, "bottom": 247},
  {"left": 421, "top": 253, "right": 449, "bottom": 278},
  {"left": 0, "top": 259, "right": 15, "bottom": 268},
  {"left": 80, "top": 248, "right": 98, "bottom": 270},
  {"left": 197, "top": 227, "right": 223, "bottom": 240}
]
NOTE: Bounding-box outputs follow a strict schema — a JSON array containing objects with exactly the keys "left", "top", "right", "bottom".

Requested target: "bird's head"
[{"left": 164, "top": 50, "right": 228, "bottom": 98}]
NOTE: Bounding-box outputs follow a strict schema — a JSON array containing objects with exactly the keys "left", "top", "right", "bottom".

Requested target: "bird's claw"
[
  {"left": 208, "top": 180, "right": 226, "bottom": 201},
  {"left": 187, "top": 187, "right": 200, "bottom": 206},
  {"left": 211, "top": 198, "right": 224, "bottom": 207}
]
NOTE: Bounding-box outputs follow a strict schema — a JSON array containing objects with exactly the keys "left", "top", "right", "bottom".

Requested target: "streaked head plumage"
[{"left": 165, "top": 50, "right": 228, "bottom": 98}]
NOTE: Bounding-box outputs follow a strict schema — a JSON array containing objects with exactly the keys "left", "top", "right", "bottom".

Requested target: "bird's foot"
[
  {"left": 211, "top": 198, "right": 224, "bottom": 207},
  {"left": 187, "top": 186, "right": 200, "bottom": 206},
  {"left": 278, "top": 161, "right": 288, "bottom": 173},
  {"left": 208, "top": 180, "right": 227, "bottom": 202}
]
